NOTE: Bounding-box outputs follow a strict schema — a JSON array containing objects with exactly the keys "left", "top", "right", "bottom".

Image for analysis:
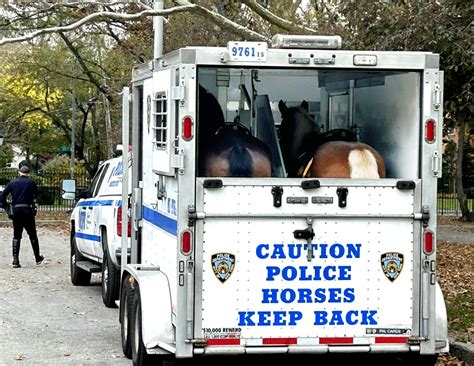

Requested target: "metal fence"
[
  {"left": 0, "top": 167, "right": 472, "bottom": 216},
  {"left": 437, "top": 192, "right": 474, "bottom": 216},
  {"left": 0, "top": 167, "right": 91, "bottom": 212}
]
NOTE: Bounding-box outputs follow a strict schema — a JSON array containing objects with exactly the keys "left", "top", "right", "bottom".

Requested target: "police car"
[{"left": 62, "top": 154, "right": 130, "bottom": 308}]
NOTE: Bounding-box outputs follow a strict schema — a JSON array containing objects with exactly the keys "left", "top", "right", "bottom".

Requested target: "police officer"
[{"left": 1, "top": 165, "right": 43, "bottom": 268}]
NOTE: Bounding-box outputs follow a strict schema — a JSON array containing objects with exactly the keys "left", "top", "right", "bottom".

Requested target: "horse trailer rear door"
[{"left": 194, "top": 178, "right": 422, "bottom": 351}]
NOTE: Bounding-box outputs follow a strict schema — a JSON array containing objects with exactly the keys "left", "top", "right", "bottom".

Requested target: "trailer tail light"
[
  {"left": 424, "top": 230, "right": 434, "bottom": 255},
  {"left": 117, "top": 206, "right": 131, "bottom": 237},
  {"left": 425, "top": 119, "right": 436, "bottom": 143},
  {"left": 181, "top": 230, "right": 192, "bottom": 255},
  {"left": 182, "top": 116, "right": 193, "bottom": 140}
]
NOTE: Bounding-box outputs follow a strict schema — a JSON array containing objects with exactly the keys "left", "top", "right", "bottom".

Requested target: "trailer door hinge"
[
  {"left": 171, "top": 149, "right": 185, "bottom": 174},
  {"left": 432, "top": 151, "right": 441, "bottom": 177},
  {"left": 171, "top": 85, "right": 185, "bottom": 102},
  {"left": 433, "top": 84, "right": 441, "bottom": 111}
]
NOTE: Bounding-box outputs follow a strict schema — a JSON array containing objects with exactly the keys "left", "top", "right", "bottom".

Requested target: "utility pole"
[{"left": 70, "top": 60, "right": 76, "bottom": 179}]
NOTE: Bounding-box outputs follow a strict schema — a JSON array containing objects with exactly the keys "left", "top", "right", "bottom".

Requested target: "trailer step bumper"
[{"left": 76, "top": 261, "right": 101, "bottom": 273}]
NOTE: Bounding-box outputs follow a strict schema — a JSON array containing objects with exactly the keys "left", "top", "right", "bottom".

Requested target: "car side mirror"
[{"left": 61, "top": 179, "right": 76, "bottom": 200}]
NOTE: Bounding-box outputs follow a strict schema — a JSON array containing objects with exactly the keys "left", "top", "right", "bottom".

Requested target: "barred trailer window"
[{"left": 152, "top": 92, "right": 167, "bottom": 149}]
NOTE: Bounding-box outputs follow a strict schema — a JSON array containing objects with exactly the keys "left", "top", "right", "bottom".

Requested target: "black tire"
[
  {"left": 70, "top": 233, "right": 91, "bottom": 286},
  {"left": 131, "top": 285, "right": 164, "bottom": 366},
  {"left": 120, "top": 277, "right": 134, "bottom": 359},
  {"left": 101, "top": 230, "right": 120, "bottom": 308},
  {"left": 405, "top": 353, "right": 439, "bottom": 366}
]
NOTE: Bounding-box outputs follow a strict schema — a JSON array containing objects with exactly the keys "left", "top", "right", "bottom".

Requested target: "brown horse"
[
  {"left": 278, "top": 100, "right": 386, "bottom": 179},
  {"left": 198, "top": 86, "right": 272, "bottom": 177},
  {"left": 202, "top": 123, "right": 272, "bottom": 177}
]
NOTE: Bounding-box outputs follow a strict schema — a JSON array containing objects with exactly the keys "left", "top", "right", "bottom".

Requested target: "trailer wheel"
[
  {"left": 70, "top": 234, "right": 91, "bottom": 286},
  {"left": 120, "top": 277, "right": 134, "bottom": 359},
  {"left": 407, "top": 353, "right": 439, "bottom": 366},
  {"left": 101, "top": 231, "right": 120, "bottom": 308},
  {"left": 131, "top": 285, "right": 161, "bottom": 366}
]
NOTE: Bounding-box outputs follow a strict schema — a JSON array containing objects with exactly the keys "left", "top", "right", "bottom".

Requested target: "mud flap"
[{"left": 126, "top": 265, "right": 175, "bottom": 352}]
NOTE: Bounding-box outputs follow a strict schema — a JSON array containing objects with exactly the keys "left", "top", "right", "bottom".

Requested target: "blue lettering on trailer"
[
  {"left": 236, "top": 242, "right": 378, "bottom": 327},
  {"left": 256, "top": 243, "right": 361, "bottom": 259}
]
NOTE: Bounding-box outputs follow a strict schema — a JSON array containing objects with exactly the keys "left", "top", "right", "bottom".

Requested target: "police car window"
[{"left": 89, "top": 163, "right": 110, "bottom": 197}]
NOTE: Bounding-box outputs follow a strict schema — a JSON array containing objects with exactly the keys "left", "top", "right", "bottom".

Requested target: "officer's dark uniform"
[{"left": 1, "top": 166, "right": 43, "bottom": 268}]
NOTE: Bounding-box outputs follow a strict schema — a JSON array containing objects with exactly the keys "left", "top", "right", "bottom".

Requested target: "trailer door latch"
[
  {"left": 422, "top": 205, "right": 430, "bottom": 227},
  {"left": 293, "top": 218, "right": 315, "bottom": 262},
  {"left": 271, "top": 186, "right": 283, "bottom": 207},
  {"left": 336, "top": 187, "right": 348, "bottom": 207}
]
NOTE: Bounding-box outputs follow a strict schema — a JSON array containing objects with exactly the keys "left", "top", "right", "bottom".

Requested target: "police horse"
[
  {"left": 278, "top": 100, "right": 386, "bottom": 179},
  {"left": 198, "top": 86, "right": 272, "bottom": 177}
]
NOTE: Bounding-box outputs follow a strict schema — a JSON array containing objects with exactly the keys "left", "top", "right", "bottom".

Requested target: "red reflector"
[
  {"left": 207, "top": 338, "right": 240, "bottom": 345},
  {"left": 375, "top": 337, "right": 408, "bottom": 344},
  {"left": 117, "top": 206, "right": 131, "bottom": 237},
  {"left": 262, "top": 338, "right": 297, "bottom": 345},
  {"left": 424, "top": 230, "right": 434, "bottom": 254},
  {"left": 319, "top": 337, "right": 353, "bottom": 344},
  {"left": 182, "top": 116, "right": 193, "bottom": 140},
  {"left": 425, "top": 119, "right": 436, "bottom": 143},
  {"left": 181, "top": 230, "right": 192, "bottom": 255}
]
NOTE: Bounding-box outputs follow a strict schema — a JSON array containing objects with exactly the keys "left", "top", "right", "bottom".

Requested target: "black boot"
[
  {"left": 12, "top": 239, "right": 21, "bottom": 268},
  {"left": 31, "top": 239, "right": 44, "bottom": 265}
]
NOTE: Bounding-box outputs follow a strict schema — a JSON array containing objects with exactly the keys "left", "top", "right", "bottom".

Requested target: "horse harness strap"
[{"left": 298, "top": 157, "right": 314, "bottom": 178}]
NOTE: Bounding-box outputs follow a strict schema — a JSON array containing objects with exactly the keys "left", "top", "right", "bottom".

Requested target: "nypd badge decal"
[
  {"left": 381, "top": 252, "right": 404, "bottom": 282},
  {"left": 211, "top": 253, "right": 235, "bottom": 283}
]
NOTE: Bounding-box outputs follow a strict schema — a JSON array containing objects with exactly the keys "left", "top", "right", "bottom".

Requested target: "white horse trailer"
[{"left": 119, "top": 35, "right": 448, "bottom": 365}]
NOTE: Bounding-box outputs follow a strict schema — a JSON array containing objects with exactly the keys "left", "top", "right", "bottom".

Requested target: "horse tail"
[
  {"left": 348, "top": 149, "right": 380, "bottom": 178},
  {"left": 228, "top": 146, "right": 253, "bottom": 177}
]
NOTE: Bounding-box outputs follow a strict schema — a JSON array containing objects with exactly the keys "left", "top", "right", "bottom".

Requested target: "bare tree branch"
[
  {"left": 241, "top": 0, "right": 318, "bottom": 35},
  {"left": 0, "top": 5, "right": 192, "bottom": 46},
  {"left": 173, "top": 0, "right": 268, "bottom": 41},
  {"left": 58, "top": 32, "right": 113, "bottom": 103},
  {"left": 1, "top": 2, "right": 268, "bottom": 46}
]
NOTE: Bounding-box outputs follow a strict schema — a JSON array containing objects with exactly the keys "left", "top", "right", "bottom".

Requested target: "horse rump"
[{"left": 308, "top": 141, "right": 386, "bottom": 179}]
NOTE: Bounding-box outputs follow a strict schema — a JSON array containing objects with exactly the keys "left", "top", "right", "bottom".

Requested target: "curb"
[{"left": 450, "top": 340, "right": 474, "bottom": 365}]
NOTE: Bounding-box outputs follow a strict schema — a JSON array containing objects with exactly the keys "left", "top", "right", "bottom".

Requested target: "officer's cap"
[{"left": 19, "top": 166, "right": 30, "bottom": 174}]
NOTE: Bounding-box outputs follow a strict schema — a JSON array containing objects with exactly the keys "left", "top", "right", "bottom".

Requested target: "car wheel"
[
  {"left": 101, "top": 231, "right": 120, "bottom": 308},
  {"left": 70, "top": 233, "right": 91, "bottom": 286}
]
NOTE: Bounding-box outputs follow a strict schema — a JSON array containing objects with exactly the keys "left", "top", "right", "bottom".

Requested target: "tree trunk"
[
  {"left": 90, "top": 101, "right": 102, "bottom": 175},
  {"left": 455, "top": 119, "right": 472, "bottom": 221},
  {"left": 103, "top": 93, "right": 114, "bottom": 159}
]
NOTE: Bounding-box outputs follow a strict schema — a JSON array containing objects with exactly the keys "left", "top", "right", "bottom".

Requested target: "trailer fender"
[
  {"left": 435, "top": 282, "right": 449, "bottom": 353},
  {"left": 125, "top": 265, "right": 175, "bottom": 348}
]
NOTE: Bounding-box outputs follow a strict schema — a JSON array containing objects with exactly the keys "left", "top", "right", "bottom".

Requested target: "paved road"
[{"left": 0, "top": 225, "right": 130, "bottom": 365}]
